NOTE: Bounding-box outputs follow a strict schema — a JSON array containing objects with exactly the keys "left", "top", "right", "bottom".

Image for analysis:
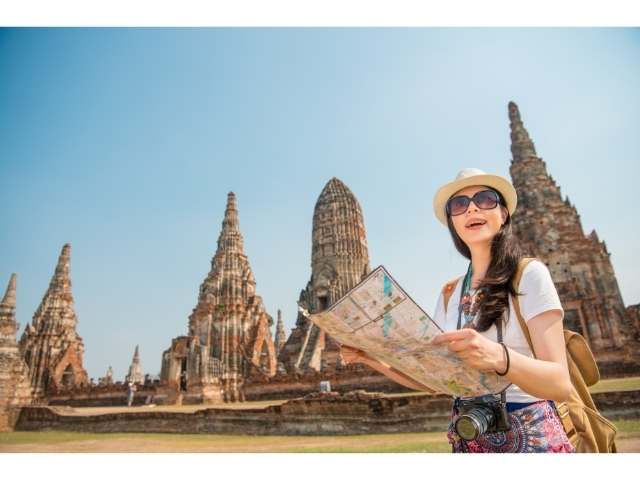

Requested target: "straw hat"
[{"left": 433, "top": 168, "right": 518, "bottom": 226}]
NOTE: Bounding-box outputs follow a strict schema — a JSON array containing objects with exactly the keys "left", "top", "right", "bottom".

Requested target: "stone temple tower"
[
  {"left": 507, "top": 101, "right": 638, "bottom": 373},
  {"left": 125, "top": 345, "right": 144, "bottom": 385},
  {"left": 279, "top": 177, "right": 371, "bottom": 372},
  {"left": 0, "top": 274, "right": 33, "bottom": 431},
  {"left": 19, "top": 244, "right": 89, "bottom": 396},
  {"left": 274, "top": 309, "right": 286, "bottom": 358},
  {"left": 161, "top": 193, "right": 277, "bottom": 402}
]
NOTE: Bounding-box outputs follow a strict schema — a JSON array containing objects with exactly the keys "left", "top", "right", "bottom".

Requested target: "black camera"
[{"left": 454, "top": 394, "right": 511, "bottom": 441}]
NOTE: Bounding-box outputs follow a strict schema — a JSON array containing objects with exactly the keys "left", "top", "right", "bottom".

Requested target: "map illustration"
[{"left": 302, "top": 265, "right": 511, "bottom": 397}]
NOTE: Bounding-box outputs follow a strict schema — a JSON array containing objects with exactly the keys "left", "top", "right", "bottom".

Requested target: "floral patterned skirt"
[{"left": 447, "top": 400, "right": 575, "bottom": 453}]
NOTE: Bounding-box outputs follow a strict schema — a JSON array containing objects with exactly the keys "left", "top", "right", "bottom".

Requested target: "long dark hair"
[{"left": 446, "top": 188, "right": 523, "bottom": 332}]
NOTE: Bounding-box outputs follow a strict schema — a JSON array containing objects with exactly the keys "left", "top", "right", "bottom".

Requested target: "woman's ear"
[{"left": 500, "top": 206, "right": 508, "bottom": 225}]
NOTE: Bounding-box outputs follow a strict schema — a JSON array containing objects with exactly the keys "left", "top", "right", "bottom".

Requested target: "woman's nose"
[{"left": 466, "top": 202, "right": 479, "bottom": 214}]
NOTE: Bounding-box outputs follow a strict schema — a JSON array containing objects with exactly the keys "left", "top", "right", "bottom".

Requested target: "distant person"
[{"left": 127, "top": 381, "right": 137, "bottom": 407}]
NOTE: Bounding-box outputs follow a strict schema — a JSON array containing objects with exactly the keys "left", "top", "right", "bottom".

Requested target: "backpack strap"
[
  {"left": 442, "top": 277, "right": 462, "bottom": 314},
  {"left": 512, "top": 258, "right": 609, "bottom": 449},
  {"left": 511, "top": 257, "right": 538, "bottom": 358}
]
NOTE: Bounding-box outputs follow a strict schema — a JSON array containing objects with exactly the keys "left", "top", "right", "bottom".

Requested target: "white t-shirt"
[{"left": 432, "top": 259, "right": 564, "bottom": 403}]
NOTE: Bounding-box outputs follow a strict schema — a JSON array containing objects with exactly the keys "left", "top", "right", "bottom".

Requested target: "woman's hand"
[
  {"left": 431, "top": 328, "right": 506, "bottom": 373},
  {"left": 339, "top": 345, "right": 371, "bottom": 365}
]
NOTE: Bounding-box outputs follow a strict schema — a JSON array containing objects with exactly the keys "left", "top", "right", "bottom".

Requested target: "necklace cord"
[{"left": 456, "top": 261, "right": 508, "bottom": 404}]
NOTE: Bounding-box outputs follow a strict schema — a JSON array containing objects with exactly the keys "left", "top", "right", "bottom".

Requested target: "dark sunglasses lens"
[
  {"left": 448, "top": 196, "right": 470, "bottom": 216},
  {"left": 474, "top": 190, "right": 499, "bottom": 209}
]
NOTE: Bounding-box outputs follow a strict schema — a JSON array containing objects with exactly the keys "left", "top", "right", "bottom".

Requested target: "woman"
[{"left": 341, "top": 168, "right": 574, "bottom": 453}]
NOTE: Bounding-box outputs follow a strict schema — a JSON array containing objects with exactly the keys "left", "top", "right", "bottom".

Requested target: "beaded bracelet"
[{"left": 495, "top": 341, "right": 510, "bottom": 376}]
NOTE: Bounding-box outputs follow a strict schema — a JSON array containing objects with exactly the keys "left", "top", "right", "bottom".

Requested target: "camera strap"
[
  {"left": 497, "top": 312, "right": 506, "bottom": 405},
  {"left": 457, "top": 262, "right": 507, "bottom": 405},
  {"left": 456, "top": 263, "right": 473, "bottom": 330}
]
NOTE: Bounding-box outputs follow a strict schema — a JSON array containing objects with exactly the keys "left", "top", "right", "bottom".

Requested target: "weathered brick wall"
[
  {"left": 0, "top": 273, "right": 33, "bottom": 432},
  {"left": 16, "top": 392, "right": 453, "bottom": 435},
  {"left": 14, "top": 390, "right": 639, "bottom": 436},
  {"left": 46, "top": 384, "right": 173, "bottom": 407},
  {"left": 0, "top": 351, "right": 33, "bottom": 431},
  {"left": 244, "top": 370, "right": 409, "bottom": 401},
  {"left": 596, "top": 360, "right": 640, "bottom": 379},
  {"left": 626, "top": 304, "right": 640, "bottom": 342},
  {"left": 592, "top": 390, "right": 640, "bottom": 420}
]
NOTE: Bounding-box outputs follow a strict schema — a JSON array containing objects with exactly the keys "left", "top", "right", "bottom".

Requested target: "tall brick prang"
[
  {"left": 0, "top": 274, "right": 33, "bottom": 431},
  {"left": 274, "top": 309, "right": 286, "bottom": 358},
  {"left": 125, "top": 345, "right": 144, "bottom": 384},
  {"left": 279, "top": 177, "right": 371, "bottom": 372},
  {"left": 19, "top": 244, "right": 89, "bottom": 396},
  {"left": 507, "top": 101, "right": 638, "bottom": 373},
  {"left": 161, "top": 193, "right": 277, "bottom": 402}
]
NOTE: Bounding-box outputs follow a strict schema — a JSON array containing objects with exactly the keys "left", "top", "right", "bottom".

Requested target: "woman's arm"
[
  {"left": 501, "top": 309, "right": 572, "bottom": 402},
  {"left": 341, "top": 346, "right": 436, "bottom": 392},
  {"left": 431, "top": 309, "right": 572, "bottom": 403}
]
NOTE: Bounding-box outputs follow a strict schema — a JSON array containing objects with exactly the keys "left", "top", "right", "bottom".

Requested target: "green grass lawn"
[
  {"left": 2, "top": 420, "right": 639, "bottom": 453},
  {"left": 611, "top": 419, "right": 640, "bottom": 433},
  {"left": 588, "top": 376, "right": 640, "bottom": 394},
  {"left": 0, "top": 430, "right": 452, "bottom": 453}
]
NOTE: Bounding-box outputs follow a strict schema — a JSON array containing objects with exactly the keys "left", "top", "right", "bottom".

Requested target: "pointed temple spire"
[
  {"left": 274, "top": 309, "right": 286, "bottom": 357},
  {"left": 31, "top": 243, "right": 76, "bottom": 331},
  {"left": 508, "top": 101, "right": 537, "bottom": 162},
  {"left": 52, "top": 243, "right": 72, "bottom": 292},
  {"left": 1, "top": 273, "right": 17, "bottom": 310},
  {"left": 217, "top": 192, "right": 244, "bottom": 254},
  {"left": 0, "top": 274, "right": 18, "bottom": 346},
  {"left": 163, "top": 191, "right": 277, "bottom": 402},
  {"left": 19, "top": 244, "right": 88, "bottom": 395},
  {"left": 507, "top": 101, "right": 635, "bottom": 358},
  {"left": 125, "top": 345, "right": 144, "bottom": 384}
]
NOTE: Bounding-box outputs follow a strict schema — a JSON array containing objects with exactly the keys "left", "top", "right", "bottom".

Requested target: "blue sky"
[{"left": 1, "top": 28, "right": 638, "bottom": 380}]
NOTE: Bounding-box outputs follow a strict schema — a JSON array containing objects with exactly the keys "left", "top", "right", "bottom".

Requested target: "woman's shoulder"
[
  {"left": 515, "top": 257, "right": 563, "bottom": 321},
  {"left": 520, "top": 258, "right": 551, "bottom": 280}
]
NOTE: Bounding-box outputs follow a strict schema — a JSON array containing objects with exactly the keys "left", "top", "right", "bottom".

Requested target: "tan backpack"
[{"left": 441, "top": 257, "right": 618, "bottom": 453}]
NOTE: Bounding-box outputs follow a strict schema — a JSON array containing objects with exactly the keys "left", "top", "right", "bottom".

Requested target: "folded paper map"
[{"left": 301, "top": 265, "right": 511, "bottom": 397}]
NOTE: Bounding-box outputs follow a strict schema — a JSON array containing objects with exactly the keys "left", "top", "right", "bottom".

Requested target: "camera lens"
[
  {"left": 454, "top": 406, "right": 495, "bottom": 441},
  {"left": 455, "top": 416, "right": 480, "bottom": 441}
]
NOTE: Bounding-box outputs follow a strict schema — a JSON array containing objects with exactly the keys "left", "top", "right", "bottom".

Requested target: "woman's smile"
[{"left": 466, "top": 223, "right": 485, "bottom": 231}]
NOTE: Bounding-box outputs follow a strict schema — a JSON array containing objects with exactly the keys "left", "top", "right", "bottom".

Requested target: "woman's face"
[{"left": 449, "top": 185, "right": 508, "bottom": 248}]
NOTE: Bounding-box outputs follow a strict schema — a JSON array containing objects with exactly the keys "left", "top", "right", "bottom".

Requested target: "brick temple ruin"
[
  {"left": 278, "top": 177, "right": 371, "bottom": 373},
  {"left": 125, "top": 345, "right": 144, "bottom": 385},
  {"left": 1, "top": 102, "right": 639, "bottom": 423},
  {"left": 0, "top": 275, "right": 33, "bottom": 430},
  {"left": 245, "top": 178, "right": 402, "bottom": 399},
  {"left": 19, "top": 244, "right": 89, "bottom": 397},
  {"left": 160, "top": 192, "right": 278, "bottom": 403},
  {"left": 508, "top": 102, "right": 639, "bottom": 374}
]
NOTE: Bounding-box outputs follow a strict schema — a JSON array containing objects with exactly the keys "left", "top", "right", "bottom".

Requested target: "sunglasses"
[{"left": 446, "top": 189, "right": 501, "bottom": 217}]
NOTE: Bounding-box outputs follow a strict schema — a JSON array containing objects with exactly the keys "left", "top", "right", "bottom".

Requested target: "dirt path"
[{"left": 48, "top": 399, "right": 288, "bottom": 416}]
